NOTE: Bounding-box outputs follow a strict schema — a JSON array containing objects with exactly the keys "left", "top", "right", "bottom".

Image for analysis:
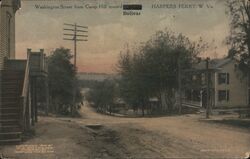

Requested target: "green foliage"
[
  {"left": 226, "top": 0, "right": 250, "bottom": 74},
  {"left": 48, "top": 47, "right": 82, "bottom": 115},
  {"left": 117, "top": 29, "right": 207, "bottom": 114},
  {"left": 86, "top": 79, "right": 116, "bottom": 113}
]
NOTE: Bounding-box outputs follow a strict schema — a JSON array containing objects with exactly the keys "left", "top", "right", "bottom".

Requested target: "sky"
[{"left": 16, "top": 0, "right": 230, "bottom": 73}]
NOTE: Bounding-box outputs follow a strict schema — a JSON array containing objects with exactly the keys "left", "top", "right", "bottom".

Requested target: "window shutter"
[
  {"left": 218, "top": 90, "right": 221, "bottom": 101},
  {"left": 227, "top": 90, "right": 230, "bottom": 101}
]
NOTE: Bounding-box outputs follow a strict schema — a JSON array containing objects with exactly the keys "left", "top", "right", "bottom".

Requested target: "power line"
[
  {"left": 63, "top": 23, "right": 88, "bottom": 68},
  {"left": 64, "top": 23, "right": 88, "bottom": 29},
  {"left": 64, "top": 28, "right": 88, "bottom": 33},
  {"left": 63, "top": 38, "right": 88, "bottom": 41},
  {"left": 63, "top": 34, "right": 88, "bottom": 37}
]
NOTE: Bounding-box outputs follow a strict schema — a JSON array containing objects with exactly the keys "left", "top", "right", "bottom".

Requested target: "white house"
[
  {"left": 213, "top": 58, "right": 248, "bottom": 108},
  {"left": 183, "top": 58, "right": 249, "bottom": 109}
]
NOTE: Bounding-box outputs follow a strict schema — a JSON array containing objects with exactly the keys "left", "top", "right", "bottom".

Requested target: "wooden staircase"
[
  {"left": 0, "top": 50, "right": 47, "bottom": 145},
  {"left": 0, "top": 70, "right": 25, "bottom": 144}
]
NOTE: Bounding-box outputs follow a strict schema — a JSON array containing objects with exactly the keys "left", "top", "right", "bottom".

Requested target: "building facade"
[
  {"left": 183, "top": 58, "right": 249, "bottom": 109},
  {"left": 0, "top": 0, "right": 21, "bottom": 69},
  {"left": 213, "top": 59, "right": 248, "bottom": 108}
]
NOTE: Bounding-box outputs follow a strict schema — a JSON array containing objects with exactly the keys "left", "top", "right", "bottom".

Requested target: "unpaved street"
[{"left": 0, "top": 104, "right": 250, "bottom": 159}]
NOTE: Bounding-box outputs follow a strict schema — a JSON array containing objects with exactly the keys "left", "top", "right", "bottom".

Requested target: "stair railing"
[{"left": 20, "top": 53, "right": 30, "bottom": 131}]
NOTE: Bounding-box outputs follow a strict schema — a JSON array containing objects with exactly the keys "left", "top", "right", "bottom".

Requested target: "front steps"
[{"left": 0, "top": 70, "right": 25, "bottom": 144}]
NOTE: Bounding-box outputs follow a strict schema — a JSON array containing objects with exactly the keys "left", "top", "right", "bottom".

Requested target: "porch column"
[
  {"left": 45, "top": 77, "right": 49, "bottom": 116},
  {"left": 34, "top": 78, "right": 38, "bottom": 122},
  {"left": 31, "top": 77, "right": 35, "bottom": 126}
]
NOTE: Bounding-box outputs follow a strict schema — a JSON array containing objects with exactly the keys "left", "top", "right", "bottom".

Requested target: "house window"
[
  {"left": 218, "top": 73, "right": 229, "bottom": 84},
  {"left": 218, "top": 90, "right": 230, "bottom": 101}
]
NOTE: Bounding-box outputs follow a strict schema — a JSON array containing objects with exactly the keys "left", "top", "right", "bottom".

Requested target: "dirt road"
[{"left": 0, "top": 104, "right": 249, "bottom": 159}]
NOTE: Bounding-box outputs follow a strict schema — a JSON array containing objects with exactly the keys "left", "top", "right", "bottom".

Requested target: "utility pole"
[
  {"left": 63, "top": 23, "right": 88, "bottom": 68},
  {"left": 206, "top": 57, "right": 210, "bottom": 119},
  {"left": 63, "top": 23, "right": 88, "bottom": 115}
]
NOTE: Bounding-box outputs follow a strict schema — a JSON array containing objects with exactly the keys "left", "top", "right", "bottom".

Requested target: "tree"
[
  {"left": 87, "top": 79, "right": 116, "bottom": 114},
  {"left": 226, "top": 0, "right": 250, "bottom": 73},
  {"left": 117, "top": 48, "right": 151, "bottom": 115},
  {"left": 48, "top": 47, "right": 82, "bottom": 115},
  {"left": 117, "top": 29, "right": 207, "bottom": 114},
  {"left": 227, "top": 0, "right": 250, "bottom": 117}
]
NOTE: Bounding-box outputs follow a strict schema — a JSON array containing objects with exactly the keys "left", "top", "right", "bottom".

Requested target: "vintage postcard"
[{"left": 0, "top": 0, "right": 250, "bottom": 158}]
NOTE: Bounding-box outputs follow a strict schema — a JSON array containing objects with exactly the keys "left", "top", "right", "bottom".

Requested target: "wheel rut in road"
[{"left": 80, "top": 124, "right": 131, "bottom": 159}]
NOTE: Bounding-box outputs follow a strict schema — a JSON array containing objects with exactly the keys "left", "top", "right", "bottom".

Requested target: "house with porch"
[
  {"left": 183, "top": 57, "right": 249, "bottom": 110},
  {"left": 0, "top": 0, "right": 48, "bottom": 144}
]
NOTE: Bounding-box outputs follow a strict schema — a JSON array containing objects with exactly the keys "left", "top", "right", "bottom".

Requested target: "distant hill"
[{"left": 77, "top": 72, "right": 117, "bottom": 81}]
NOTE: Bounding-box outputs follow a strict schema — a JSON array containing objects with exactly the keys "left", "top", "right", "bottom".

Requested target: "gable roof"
[
  {"left": 211, "top": 58, "right": 233, "bottom": 68},
  {"left": 193, "top": 58, "right": 235, "bottom": 71}
]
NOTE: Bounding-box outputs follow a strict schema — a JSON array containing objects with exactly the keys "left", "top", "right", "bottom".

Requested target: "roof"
[{"left": 193, "top": 58, "right": 234, "bottom": 71}]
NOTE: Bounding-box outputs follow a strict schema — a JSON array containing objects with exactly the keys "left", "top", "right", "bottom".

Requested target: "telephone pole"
[
  {"left": 63, "top": 23, "right": 88, "bottom": 115},
  {"left": 63, "top": 23, "right": 88, "bottom": 68}
]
